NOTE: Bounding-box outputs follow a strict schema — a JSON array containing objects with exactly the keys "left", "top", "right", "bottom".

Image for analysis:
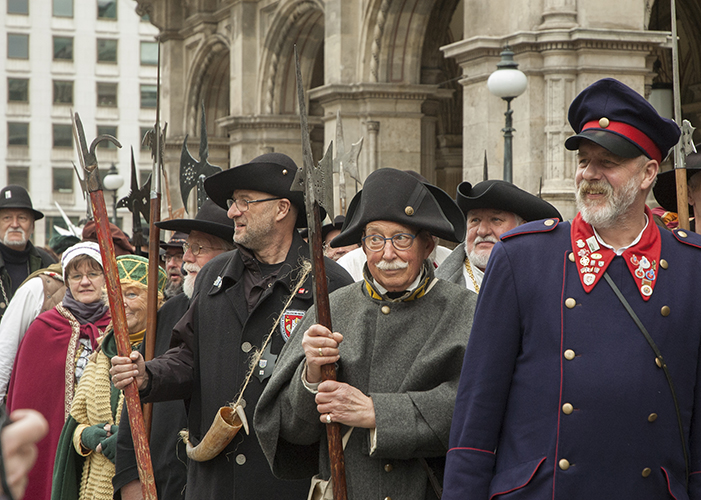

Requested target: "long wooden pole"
[{"left": 670, "top": 0, "right": 689, "bottom": 230}]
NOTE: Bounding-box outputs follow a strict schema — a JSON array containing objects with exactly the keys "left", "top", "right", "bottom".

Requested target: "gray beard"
[
  {"left": 576, "top": 176, "right": 639, "bottom": 229},
  {"left": 2, "top": 229, "right": 27, "bottom": 247},
  {"left": 165, "top": 280, "right": 183, "bottom": 299}
]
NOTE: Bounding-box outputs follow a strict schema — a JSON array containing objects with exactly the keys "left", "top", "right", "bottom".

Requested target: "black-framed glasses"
[
  {"left": 225, "top": 197, "right": 282, "bottom": 212},
  {"left": 183, "top": 242, "right": 218, "bottom": 256},
  {"left": 362, "top": 233, "right": 417, "bottom": 252}
]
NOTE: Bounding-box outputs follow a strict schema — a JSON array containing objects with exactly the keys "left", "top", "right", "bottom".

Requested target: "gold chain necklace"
[{"left": 463, "top": 257, "right": 480, "bottom": 293}]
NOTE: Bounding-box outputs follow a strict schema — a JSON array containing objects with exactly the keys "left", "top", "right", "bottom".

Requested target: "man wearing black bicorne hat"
[
  {"left": 444, "top": 78, "right": 701, "bottom": 499},
  {"left": 110, "top": 153, "right": 353, "bottom": 500},
  {"left": 0, "top": 185, "right": 55, "bottom": 318},
  {"left": 436, "top": 180, "right": 561, "bottom": 293},
  {"left": 255, "top": 168, "right": 476, "bottom": 500}
]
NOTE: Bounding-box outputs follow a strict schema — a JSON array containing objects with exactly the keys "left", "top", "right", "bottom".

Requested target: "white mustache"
[
  {"left": 183, "top": 262, "right": 201, "bottom": 274},
  {"left": 474, "top": 235, "right": 499, "bottom": 245},
  {"left": 375, "top": 259, "right": 409, "bottom": 270},
  {"left": 578, "top": 179, "right": 613, "bottom": 198}
]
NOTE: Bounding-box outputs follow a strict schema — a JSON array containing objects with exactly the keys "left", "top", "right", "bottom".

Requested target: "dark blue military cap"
[{"left": 565, "top": 78, "right": 680, "bottom": 163}]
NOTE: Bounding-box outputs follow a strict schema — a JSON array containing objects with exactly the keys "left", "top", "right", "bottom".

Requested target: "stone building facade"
[{"left": 136, "top": 0, "right": 701, "bottom": 220}]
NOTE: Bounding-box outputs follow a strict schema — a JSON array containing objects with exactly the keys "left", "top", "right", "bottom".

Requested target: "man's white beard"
[
  {"left": 576, "top": 176, "right": 639, "bottom": 229},
  {"left": 375, "top": 259, "right": 409, "bottom": 270},
  {"left": 182, "top": 263, "right": 201, "bottom": 299},
  {"left": 465, "top": 235, "right": 498, "bottom": 271},
  {"left": 2, "top": 228, "right": 27, "bottom": 247}
]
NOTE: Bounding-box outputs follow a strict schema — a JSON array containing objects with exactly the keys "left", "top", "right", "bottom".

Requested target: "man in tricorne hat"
[
  {"left": 321, "top": 215, "right": 359, "bottom": 261},
  {"left": 160, "top": 231, "right": 187, "bottom": 299},
  {"left": 436, "top": 180, "right": 562, "bottom": 293},
  {"left": 113, "top": 199, "right": 235, "bottom": 500},
  {"left": 255, "top": 168, "right": 477, "bottom": 500},
  {"left": 0, "top": 185, "right": 55, "bottom": 318},
  {"left": 110, "top": 153, "right": 353, "bottom": 500},
  {"left": 444, "top": 78, "right": 701, "bottom": 499},
  {"left": 653, "top": 145, "right": 701, "bottom": 234}
]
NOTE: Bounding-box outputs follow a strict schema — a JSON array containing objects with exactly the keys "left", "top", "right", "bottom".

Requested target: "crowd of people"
[{"left": 1, "top": 76, "right": 701, "bottom": 500}]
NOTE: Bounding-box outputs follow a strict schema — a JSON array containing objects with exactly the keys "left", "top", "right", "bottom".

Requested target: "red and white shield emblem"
[{"left": 280, "top": 309, "right": 305, "bottom": 342}]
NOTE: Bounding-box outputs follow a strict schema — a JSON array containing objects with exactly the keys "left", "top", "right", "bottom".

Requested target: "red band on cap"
[{"left": 581, "top": 120, "right": 661, "bottom": 163}]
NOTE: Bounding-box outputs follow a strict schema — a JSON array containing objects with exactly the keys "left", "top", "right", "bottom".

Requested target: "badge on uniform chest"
[{"left": 255, "top": 343, "right": 278, "bottom": 382}]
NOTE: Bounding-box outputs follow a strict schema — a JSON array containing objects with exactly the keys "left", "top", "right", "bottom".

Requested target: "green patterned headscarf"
[{"left": 116, "top": 254, "right": 167, "bottom": 294}]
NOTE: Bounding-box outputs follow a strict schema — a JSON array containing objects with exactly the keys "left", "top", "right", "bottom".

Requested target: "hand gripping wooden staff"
[
  {"left": 290, "top": 46, "right": 348, "bottom": 500},
  {"left": 72, "top": 112, "right": 158, "bottom": 500}
]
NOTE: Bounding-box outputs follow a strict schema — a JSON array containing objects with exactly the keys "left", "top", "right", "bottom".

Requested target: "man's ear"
[
  {"left": 275, "top": 199, "right": 292, "bottom": 222},
  {"left": 640, "top": 159, "right": 659, "bottom": 191}
]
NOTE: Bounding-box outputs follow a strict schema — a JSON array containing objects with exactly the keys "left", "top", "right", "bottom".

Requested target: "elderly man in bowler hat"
[
  {"left": 255, "top": 168, "right": 477, "bottom": 500},
  {"left": 0, "top": 185, "right": 55, "bottom": 318},
  {"left": 443, "top": 78, "right": 701, "bottom": 499},
  {"left": 654, "top": 145, "right": 701, "bottom": 234},
  {"left": 110, "top": 153, "right": 353, "bottom": 500},
  {"left": 113, "top": 199, "right": 235, "bottom": 500},
  {"left": 436, "top": 180, "right": 561, "bottom": 293}
]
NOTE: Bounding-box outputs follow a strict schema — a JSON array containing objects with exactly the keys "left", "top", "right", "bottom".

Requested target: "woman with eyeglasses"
[
  {"left": 6, "top": 242, "right": 111, "bottom": 500},
  {"left": 52, "top": 254, "right": 166, "bottom": 500}
]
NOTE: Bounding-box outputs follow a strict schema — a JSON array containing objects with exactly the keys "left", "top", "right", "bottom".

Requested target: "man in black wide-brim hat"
[
  {"left": 110, "top": 152, "right": 352, "bottom": 500},
  {"left": 436, "top": 179, "right": 562, "bottom": 293},
  {"left": 256, "top": 168, "right": 477, "bottom": 500},
  {"left": 653, "top": 144, "right": 701, "bottom": 234}
]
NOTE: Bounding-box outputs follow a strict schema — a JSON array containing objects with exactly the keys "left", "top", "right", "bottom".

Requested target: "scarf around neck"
[{"left": 62, "top": 288, "right": 110, "bottom": 325}]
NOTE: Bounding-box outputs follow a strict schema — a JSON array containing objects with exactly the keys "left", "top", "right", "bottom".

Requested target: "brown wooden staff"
[
  {"left": 73, "top": 113, "right": 158, "bottom": 500},
  {"left": 290, "top": 45, "right": 348, "bottom": 500}
]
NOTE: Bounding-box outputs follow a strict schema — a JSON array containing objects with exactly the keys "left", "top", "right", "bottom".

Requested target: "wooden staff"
[
  {"left": 670, "top": 0, "right": 689, "bottom": 230},
  {"left": 73, "top": 113, "right": 158, "bottom": 500}
]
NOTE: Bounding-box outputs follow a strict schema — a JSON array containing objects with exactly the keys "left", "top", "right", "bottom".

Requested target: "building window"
[
  {"left": 53, "top": 36, "right": 73, "bottom": 61},
  {"left": 8, "top": 78, "right": 29, "bottom": 102},
  {"left": 8, "top": 0, "right": 28, "bottom": 14},
  {"left": 7, "top": 167, "right": 29, "bottom": 189},
  {"left": 8, "top": 34, "right": 29, "bottom": 59},
  {"left": 140, "top": 84, "right": 157, "bottom": 108},
  {"left": 53, "top": 0, "right": 73, "bottom": 17},
  {"left": 140, "top": 42, "right": 158, "bottom": 66},
  {"left": 53, "top": 168, "right": 74, "bottom": 193},
  {"left": 97, "top": 82, "right": 117, "bottom": 107},
  {"left": 53, "top": 124, "right": 73, "bottom": 148},
  {"left": 97, "top": 125, "right": 118, "bottom": 148},
  {"left": 97, "top": 0, "right": 116, "bottom": 19},
  {"left": 7, "top": 122, "right": 29, "bottom": 146},
  {"left": 53, "top": 80, "right": 73, "bottom": 104},
  {"left": 97, "top": 39, "right": 118, "bottom": 63}
]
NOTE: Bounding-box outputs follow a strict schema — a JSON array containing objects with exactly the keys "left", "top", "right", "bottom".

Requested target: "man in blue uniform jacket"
[{"left": 443, "top": 77, "right": 701, "bottom": 499}]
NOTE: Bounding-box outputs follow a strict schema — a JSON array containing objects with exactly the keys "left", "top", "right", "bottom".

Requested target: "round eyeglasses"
[
  {"left": 183, "top": 242, "right": 218, "bottom": 256},
  {"left": 362, "top": 233, "right": 417, "bottom": 252},
  {"left": 226, "top": 197, "right": 282, "bottom": 212},
  {"left": 67, "top": 271, "right": 104, "bottom": 283}
]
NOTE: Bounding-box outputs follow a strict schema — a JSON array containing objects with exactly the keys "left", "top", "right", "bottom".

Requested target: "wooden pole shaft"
[{"left": 90, "top": 192, "right": 158, "bottom": 500}]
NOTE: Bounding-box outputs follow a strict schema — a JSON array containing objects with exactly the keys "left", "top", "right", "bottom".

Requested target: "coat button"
[
  {"left": 381, "top": 305, "right": 390, "bottom": 315},
  {"left": 642, "top": 467, "right": 651, "bottom": 477},
  {"left": 240, "top": 398, "right": 247, "bottom": 408},
  {"left": 661, "top": 306, "right": 670, "bottom": 317},
  {"left": 562, "top": 403, "right": 574, "bottom": 415},
  {"left": 241, "top": 342, "right": 252, "bottom": 353},
  {"left": 559, "top": 458, "right": 570, "bottom": 471},
  {"left": 565, "top": 298, "right": 576, "bottom": 309},
  {"left": 384, "top": 463, "right": 393, "bottom": 472},
  {"left": 544, "top": 219, "right": 555, "bottom": 227},
  {"left": 0, "top": 302, "right": 5, "bottom": 309},
  {"left": 648, "top": 413, "right": 658, "bottom": 422},
  {"left": 660, "top": 259, "right": 668, "bottom": 269},
  {"left": 678, "top": 230, "right": 688, "bottom": 238},
  {"left": 405, "top": 206, "right": 414, "bottom": 216},
  {"left": 235, "top": 454, "right": 246, "bottom": 465},
  {"left": 564, "top": 349, "right": 575, "bottom": 360},
  {"left": 568, "top": 252, "right": 575, "bottom": 262}
]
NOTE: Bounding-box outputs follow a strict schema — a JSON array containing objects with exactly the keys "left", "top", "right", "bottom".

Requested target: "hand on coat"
[
  {"left": 302, "top": 324, "right": 343, "bottom": 384},
  {"left": 81, "top": 423, "right": 109, "bottom": 452},
  {"left": 110, "top": 351, "right": 148, "bottom": 390},
  {"left": 316, "top": 380, "right": 376, "bottom": 429},
  {"left": 98, "top": 430, "right": 118, "bottom": 463},
  {"left": 1, "top": 409, "right": 48, "bottom": 500}
]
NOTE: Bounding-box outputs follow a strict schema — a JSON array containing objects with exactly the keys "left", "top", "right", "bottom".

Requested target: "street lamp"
[
  {"left": 487, "top": 46, "right": 527, "bottom": 183},
  {"left": 103, "top": 163, "right": 124, "bottom": 225}
]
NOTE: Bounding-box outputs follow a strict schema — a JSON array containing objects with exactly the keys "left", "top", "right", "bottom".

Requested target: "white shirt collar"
[{"left": 592, "top": 214, "right": 649, "bottom": 256}]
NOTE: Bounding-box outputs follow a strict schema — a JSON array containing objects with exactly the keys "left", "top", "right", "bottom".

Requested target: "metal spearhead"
[
  {"left": 180, "top": 102, "right": 222, "bottom": 212},
  {"left": 72, "top": 112, "right": 122, "bottom": 192},
  {"left": 680, "top": 120, "right": 697, "bottom": 158},
  {"left": 117, "top": 149, "right": 151, "bottom": 253},
  {"left": 290, "top": 45, "right": 334, "bottom": 228}
]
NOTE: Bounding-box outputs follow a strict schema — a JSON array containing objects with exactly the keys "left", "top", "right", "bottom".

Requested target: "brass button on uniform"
[
  {"left": 559, "top": 458, "right": 570, "bottom": 471},
  {"left": 648, "top": 413, "right": 658, "bottom": 422},
  {"left": 544, "top": 219, "right": 555, "bottom": 227},
  {"left": 562, "top": 403, "right": 574, "bottom": 415},
  {"left": 405, "top": 206, "right": 415, "bottom": 216},
  {"left": 642, "top": 467, "right": 651, "bottom": 477},
  {"left": 381, "top": 305, "right": 391, "bottom": 315},
  {"left": 565, "top": 298, "right": 576, "bottom": 309},
  {"left": 384, "top": 497, "right": 393, "bottom": 500},
  {"left": 568, "top": 252, "right": 575, "bottom": 262},
  {"left": 661, "top": 306, "right": 670, "bottom": 317},
  {"left": 282, "top": 169, "right": 288, "bottom": 175},
  {"left": 241, "top": 342, "right": 252, "bottom": 353},
  {"left": 655, "top": 357, "right": 663, "bottom": 368},
  {"left": 599, "top": 117, "right": 610, "bottom": 128},
  {"left": 564, "top": 349, "right": 575, "bottom": 360},
  {"left": 235, "top": 454, "right": 246, "bottom": 465},
  {"left": 678, "top": 231, "right": 688, "bottom": 238},
  {"left": 0, "top": 302, "right": 5, "bottom": 309},
  {"left": 660, "top": 259, "right": 668, "bottom": 269},
  {"left": 384, "top": 463, "right": 393, "bottom": 472}
]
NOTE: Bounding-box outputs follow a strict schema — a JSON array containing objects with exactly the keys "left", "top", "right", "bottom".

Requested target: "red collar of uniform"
[{"left": 570, "top": 205, "right": 661, "bottom": 301}]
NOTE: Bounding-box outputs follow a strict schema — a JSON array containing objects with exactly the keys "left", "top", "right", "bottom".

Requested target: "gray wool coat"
[
  {"left": 254, "top": 275, "right": 476, "bottom": 500},
  {"left": 434, "top": 244, "right": 467, "bottom": 287}
]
